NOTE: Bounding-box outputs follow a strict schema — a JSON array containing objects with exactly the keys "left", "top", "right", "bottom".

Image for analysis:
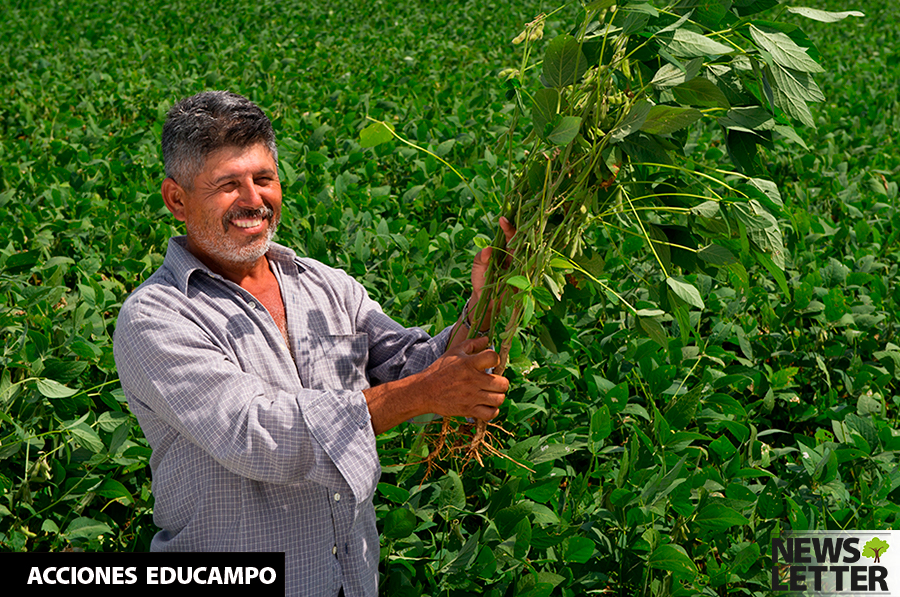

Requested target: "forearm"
[
  {"left": 362, "top": 374, "right": 428, "bottom": 435},
  {"left": 363, "top": 336, "right": 509, "bottom": 435}
]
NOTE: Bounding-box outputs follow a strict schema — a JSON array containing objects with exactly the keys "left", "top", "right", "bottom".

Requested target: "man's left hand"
[{"left": 467, "top": 216, "right": 516, "bottom": 333}]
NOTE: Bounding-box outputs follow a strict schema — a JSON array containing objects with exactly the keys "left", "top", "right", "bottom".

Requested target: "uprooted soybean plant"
[{"left": 365, "top": 1, "right": 861, "bottom": 467}]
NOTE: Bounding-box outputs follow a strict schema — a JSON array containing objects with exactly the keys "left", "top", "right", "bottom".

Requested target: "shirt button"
[
  {"left": 248, "top": 301, "right": 256, "bottom": 309},
  {"left": 332, "top": 545, "right": 337, "bottom": 555},
  {"left": 334, "top": 493, "right": 341, "bottom": 502}
]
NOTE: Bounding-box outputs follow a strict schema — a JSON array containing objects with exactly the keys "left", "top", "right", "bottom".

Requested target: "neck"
[{"left": 185, "top": 238, "right": 272, "bottom": 287}]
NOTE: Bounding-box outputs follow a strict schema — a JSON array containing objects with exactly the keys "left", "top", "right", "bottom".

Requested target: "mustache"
[{"left": 223, "top": 205, "right": 275, "bottom": 223}]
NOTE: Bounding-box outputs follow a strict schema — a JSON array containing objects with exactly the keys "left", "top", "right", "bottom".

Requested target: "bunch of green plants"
[
  {"left": 364, "top": 0, "right": 864, "bottom": 467},
  {"left": 472, "top": 1, "right": 870, "bottom": 457}
]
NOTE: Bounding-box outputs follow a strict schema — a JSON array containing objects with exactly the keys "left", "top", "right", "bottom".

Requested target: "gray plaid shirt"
[{"left": 113, "top": 237, "right": 451, "bottom": 596}]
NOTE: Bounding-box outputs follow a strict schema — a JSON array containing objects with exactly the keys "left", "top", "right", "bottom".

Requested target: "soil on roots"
[{"left": 415, "top": 417, "right": 530, "bottom": 479}]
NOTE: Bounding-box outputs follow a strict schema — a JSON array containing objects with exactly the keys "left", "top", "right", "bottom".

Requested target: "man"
[{"left": 113, "top": 90, "right": 513, "bottom": 596}]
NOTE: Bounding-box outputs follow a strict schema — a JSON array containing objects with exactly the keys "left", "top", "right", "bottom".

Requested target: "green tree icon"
[{"left": 862, "top": 537, "right": 890, "bottom": 564}]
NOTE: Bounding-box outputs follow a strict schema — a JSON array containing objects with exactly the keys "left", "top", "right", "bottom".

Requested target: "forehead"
[{"left": 199, "top": 143, "right": 277, "bottom": 180}]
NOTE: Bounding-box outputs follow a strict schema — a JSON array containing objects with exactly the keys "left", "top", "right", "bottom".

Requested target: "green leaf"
[
  {"left": 786, "top": 496, "right": 810, "bottom": 530},
  {"left": 586, "top": 0, "right": 616, "bottom": 11},
  {"left": 591, "top": 406, "right": 612, "bottom": 443},
  {"left": 547, "top": 116, "right": 581, "bottom": 146},
  {"left": 747, "top": 177, "right": 783, "bottom": 207},
  {"left": 730, "top": 542, "right": 761, "bottom": 575},
  {"left": 507, "top": 275, "right": 531, "bottom": 290},
  {"left": 384, "top": 507, "right": 417, "bottom": 539},
  {"left": 718, "top": 106, "right": 775, "bottom": 134},
  {"left": 640, "top": 105, "right": 702, "bottom": 135},
  {"left": 95, "top": 479, "right": 133, "bottom": 505},
  {"left": 543, "top": 34, "right": 588, "bottom": 88},
  {"left": 641, "top": 455, "right": 689, "bottom": 506},
  {"left": 443, "top": 530, "right": 482, "bottom": 574},
  {"left": 306, "top": 151, "right": 329, "bottom": 165},
  {"left": 726, "top": 129, "right": 765, "bottom": 174},
  {"left": 692, "top": 0, "right": 732, "bottom": 27},
  {"left": 648, "top": 544, "right": 698, "bottom": 577},
  {"left": 63, "top": 517, "right": 112, "bottom": 541},
  {"left": 692, "top": 200, "right": 720, "bottom": 217},
  {"left": 532, "top": 88, "right": 560, "bottom": 138},
  {"left": 750, "top": 25, "right": 824, "bottom": 73},
  {"left": 517, "top": 571, "right": 565, "bottom": 597},
  {"left": 698, "top": 244, "right": 738, "bottom": 265},
  {"left": 530, "top": 440, "right": 584, "bottom": 464},
  {"left": 68, "top": 423, "right": 104, "bottom": 453},
  {"left": 734, "top": 0, "right": 778, "bottom": 17},
  {"left": 651, "top": 59, "right": 702, "bottom": 89},
  {"left": 359, "top": 120, "right": 395, "bottom": 148},
  {"left": 754, "top": 251, "right": 790, "bottom": 299},
  {"left": 695, "top": 503, "right": 750, "bottom": 530},
  {"left": 666, "top": 277, "right": 705, "bottom": 310},
  {"left": 663, "top": 29, "right": 734, "bottom": 58},
  {"left": 773, "top": 124, "right": 809, "bottom": 149},
  {"left": 768, "top": 63, "right": 824, "bottom": 127},
  {"left": 673, "top": 304, "right": 692, "bottom": 344},
  {"left": 673, "top": 78, "right": 730, "bottom": 108},
  {"left": 35, "top": 378, "right": 79, "bottom": 399},
  {"left": 563, "top": 536, "right": 595, "bottom": 563},
  {"left": 609, "top": 100, "right": 652, "bottom": 142},
  {"left": 665, "top": 386, "right": 701, "bottom": 428},
  {"left": 710, "top": 434, "right": 736, "bottom": 460},
  {"left": 786, "top": 7, "right": 865, "bottom": 22},
  {"left": 97, "top": 411, "right": 131, "bottom": 432},
  {"left": 496, "top": 503, "right": 532, "bottom": 538},
  {"left": 824, "top": 287, "right": 848, "bottom": 321},
  {"left": 640, "top": 316, "right": 668, "bottom": 348},
  {"left": 377, "top": 483, "right": 410, "bottom": 504},
  {"left": 439, "top": 470, "right": 466, "bottom": 513},
  {"left": 621, "top": 133, "right": 674, "bottom": 165}
]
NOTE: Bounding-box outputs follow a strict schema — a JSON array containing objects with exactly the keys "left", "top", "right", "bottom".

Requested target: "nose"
[{"left": 236, "top": 176, "right": 265, "bottom": 208}]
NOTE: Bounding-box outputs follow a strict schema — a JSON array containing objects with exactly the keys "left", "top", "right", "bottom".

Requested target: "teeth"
[{"left": 231, "top": 218, "right": 263, "bottom": 229}]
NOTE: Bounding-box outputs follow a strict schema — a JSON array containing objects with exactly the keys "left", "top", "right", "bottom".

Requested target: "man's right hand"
[{"left": 362, "top": 336, "right": 509, "bottom": 435}]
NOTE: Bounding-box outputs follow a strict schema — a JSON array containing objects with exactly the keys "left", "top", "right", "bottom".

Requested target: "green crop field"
[{"left": 1, "top": 0, "right": 898, "bottom": 595}]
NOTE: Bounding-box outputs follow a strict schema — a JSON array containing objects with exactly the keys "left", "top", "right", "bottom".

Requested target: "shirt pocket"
[{"left": 306, "top": 333, "right": 370, "bottom": 391}]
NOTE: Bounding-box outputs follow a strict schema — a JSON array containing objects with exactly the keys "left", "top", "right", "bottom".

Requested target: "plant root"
[{"left": 414, "top": 416, "right": 531, "bottom": 480}]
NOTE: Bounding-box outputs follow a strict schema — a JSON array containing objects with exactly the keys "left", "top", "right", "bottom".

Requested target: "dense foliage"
[{"left": 1, "top": 0, "right": 897, "bottom": 596}]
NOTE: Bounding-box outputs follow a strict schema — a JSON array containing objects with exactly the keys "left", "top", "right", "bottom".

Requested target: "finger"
[
  {"left": 471, "top": 405, "right": 500, "bottom": 421},
  {"left": 471, "top": 247, "right": 492, "bottom": 294},
  {"left": 472, "top": 392, "right": 507, "bottom": 420},
  {"left": 483, "top": 374, "right": 509, "bottom": 395},
  {"left": 498, "top": 217, "right": 516, "bottom": 268},
  {"left": 499, "top": 216, "right": 516, "bottom": 244},
  {"left": 460, "top": 336, "right": 491, "bottom": 355},
  {"left": 467, "top": 347, "right": 501, "bottom": 370}
]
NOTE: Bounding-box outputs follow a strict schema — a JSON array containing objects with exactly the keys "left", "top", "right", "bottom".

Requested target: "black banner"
[{"left": 7, "top": 552, "right": 285, "bottom": 596}]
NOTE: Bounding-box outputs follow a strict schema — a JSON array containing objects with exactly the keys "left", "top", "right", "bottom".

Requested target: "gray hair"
[{"left": 161, "top": 91, "right": 278, "bottom": 189}]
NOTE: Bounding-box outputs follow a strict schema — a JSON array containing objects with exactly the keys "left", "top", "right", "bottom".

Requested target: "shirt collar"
[{"left": 163, "top": 236, "right": 306, "bottom": 295}]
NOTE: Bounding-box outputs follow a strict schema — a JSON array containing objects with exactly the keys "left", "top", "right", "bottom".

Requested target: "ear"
[{"left": 161, "top": 177, "right": 188, "bottom": 222}]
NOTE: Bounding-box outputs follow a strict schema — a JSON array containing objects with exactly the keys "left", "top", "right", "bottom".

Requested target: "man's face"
[{"left": 172, "top": 143, "right": 282, "bottom": 273}]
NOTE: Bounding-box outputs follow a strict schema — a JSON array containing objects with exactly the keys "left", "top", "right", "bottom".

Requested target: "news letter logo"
[
  {"left": 771, "top": 530, "right": 898, "bottom": 595},
  {"left": 864, "top": 537, "right": 891, "bottom": 564}
]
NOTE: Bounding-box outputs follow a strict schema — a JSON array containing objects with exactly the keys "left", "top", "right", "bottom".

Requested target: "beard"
[{"left": 186, "top": 204, "right": 280, "bottom": 267}]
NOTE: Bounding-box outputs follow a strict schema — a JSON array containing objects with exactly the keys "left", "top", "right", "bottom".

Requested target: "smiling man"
[{"left": 113, "top": 91, "right": 512, "bottom": 597}]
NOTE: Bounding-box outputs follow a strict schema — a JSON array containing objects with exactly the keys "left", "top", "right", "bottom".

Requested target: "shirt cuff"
[{"left": 301, "top": 389, "right": 380, "bottom": 504}]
